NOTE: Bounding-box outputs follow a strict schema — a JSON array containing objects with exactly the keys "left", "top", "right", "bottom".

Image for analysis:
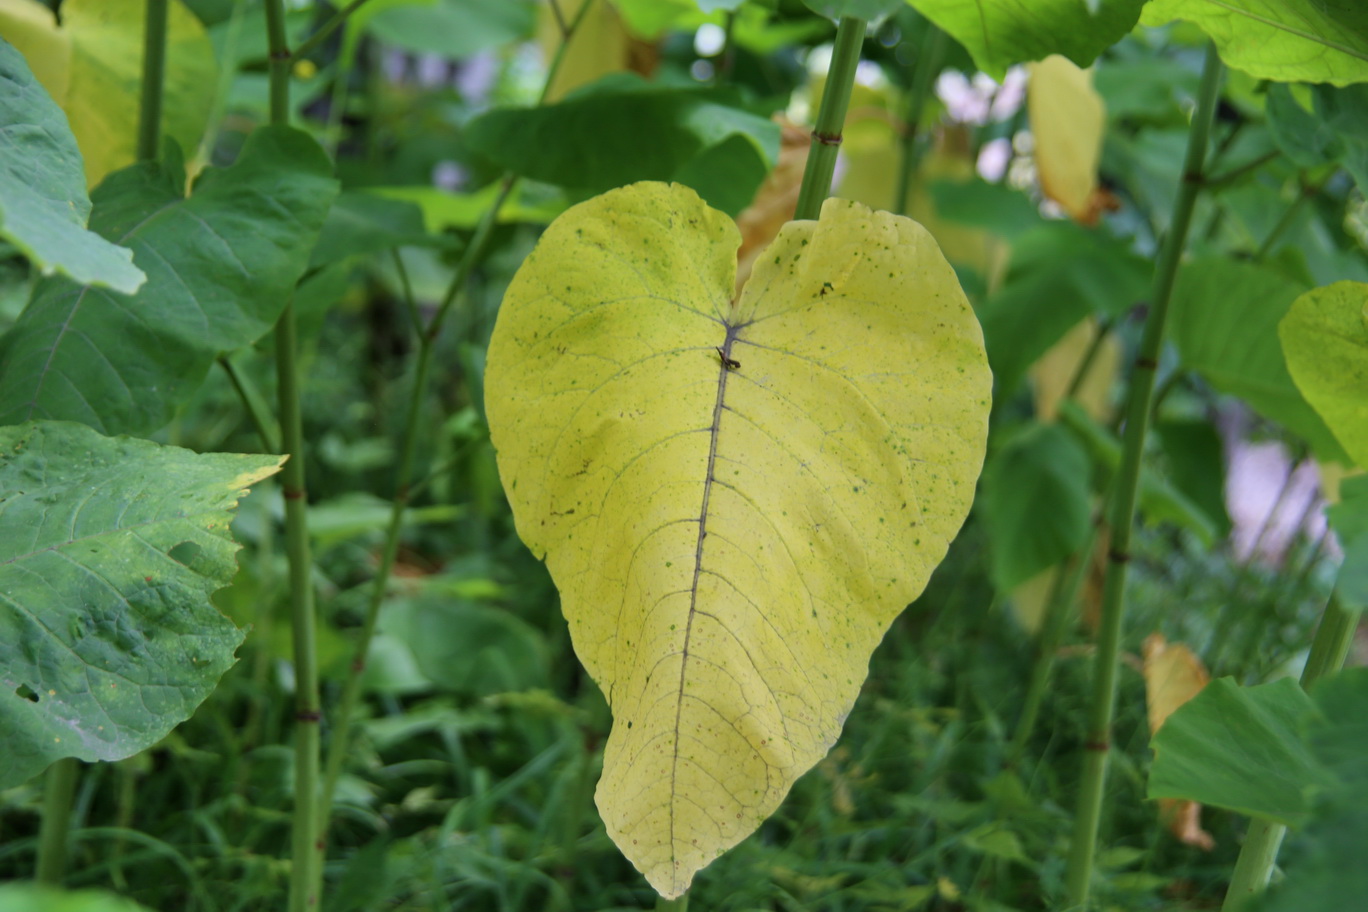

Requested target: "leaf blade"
[{"left": 485, "top": 181, "right": 990, "bottom": 896}]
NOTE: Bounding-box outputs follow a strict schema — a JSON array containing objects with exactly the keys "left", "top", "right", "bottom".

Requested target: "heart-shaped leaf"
[
  {"left": 0, "top": 420, "right": 282, "bottom": 789},
  {"left": 485, "top": 181, "right": 990, "bottom": 896},
  {"left": 1279, "top": 281, "right": 1368, "bottom": 468}
]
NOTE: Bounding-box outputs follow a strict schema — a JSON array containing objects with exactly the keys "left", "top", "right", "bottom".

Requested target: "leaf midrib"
[{"left": 671, "top": 323, "right": 743, "bottom": 888}]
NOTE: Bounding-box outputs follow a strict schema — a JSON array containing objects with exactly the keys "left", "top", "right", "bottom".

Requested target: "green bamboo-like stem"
[
  {"left": 793, "top": 16, "right": 867, "bottom": 221},
  {"left": 289, "top": 0, "right": 375, "bottom": 62},
  {"left": 1008, "top": 521, "right": 1099, "bottom": 765},
  {"left": 316, "top": 180, "right": 514, "bottom": 822},
  {"left": 314, "top": 0, "right": 595, "bottom": 838},
  {"left": 1222, "top": 593, "right": 1361, "bottom": 911},
  {"left": 219, "top": 355, "right": 282, "bottom": 454},
  {"left": 35, "top": 758, "right": 79, "bottom": 883},
  {"left": 137, "top": 0, "right": 169, "bottom": 161},
  {"left": 893, "top": 24, "right": 944, "bottom": 215},
  {"left": 1063, "top": 44, "right": 1225, "bottom": 908},
  {"left": 261, "top": 2, "right": 321, "bottom": 910}
]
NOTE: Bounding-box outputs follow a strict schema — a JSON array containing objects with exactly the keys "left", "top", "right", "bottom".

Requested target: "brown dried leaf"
[
  {"left": 1143, "top": 633, "right": 1216, "bottom": 850},
  {"left": 734, "top": 117, "right": 810, "bottom": 292}
]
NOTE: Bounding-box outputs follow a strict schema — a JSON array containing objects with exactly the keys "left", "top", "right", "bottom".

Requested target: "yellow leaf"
[
  {"left": 1142, "top": 634, "right": 1216, "bottom": 850},
  {"left": 1027, "top": 55, "right": 1106, "bottom": 225},
  {"left": 539, "top": 0, "right": 637, "bottom": 103},
  {"left": 1031, "top": 317, "right": 1121, "bottom": 423},
  {"left": 486, "top": 182, "right": 991, "bottom": 896},
  {"left": 0, "top": 0, "right": 216, "bottom": 187}
]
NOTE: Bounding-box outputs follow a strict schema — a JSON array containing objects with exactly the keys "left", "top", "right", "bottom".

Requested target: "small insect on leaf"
[{"left": 715, "top": 347, "right": 741, "bottom": 371}]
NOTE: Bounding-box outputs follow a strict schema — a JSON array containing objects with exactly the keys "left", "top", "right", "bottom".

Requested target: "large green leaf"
[
  {"left": 801, "top": 0, "right": 902, "bottom": 22},
  {"left": 485, "top": 182, "right": 990, "bottom": 896},
  {"left": 906, "top": 0, "right": 1149, "bottom": 80},
  {"left": 1142, "top": 0, "right": 1368, "bottom": 86},
  {"left": 980, "top": 421, "right": 1092, "bottom": 591},
  {"left": 1058, "top": 401, "right": 1218, "bottom": 545},
  {"left": 1279, "top": 281, "right": 1368, "bottom": 468},
  {"left": 978, "top": 223, "right": 1149, "bottom": 397},
  {"left": 362, "top": 0, "right": 534, "bottom": 58},
  {"left": 1148, "top": 670, "right": 1368, "bottom": 911},
  {"left": 1170, "top": 257, "right": 1347, "bottom": 461},
  {"left": 1148, "top": 677, "right": 1329, "bottom": 827},
  {"left": 464, "top": 75, "right": 780, "bottom": 216},
  {"left": 0, "top": 884, "right": 154, "bottom": 912},
  {"left": 0, "top": 126, "right": 339, "bottom": 435},
  {"left": 0, "top": 0, "right": 217, "bottom": 187},
  {"left": 0, "top": 39, "right": 143, "bottom": 293},
  {"left": 0, "top": 420, "right": 281, "bottom": 789}
]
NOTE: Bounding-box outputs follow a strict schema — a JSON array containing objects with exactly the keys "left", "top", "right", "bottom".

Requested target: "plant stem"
[
  {"left": 794, "top": 16, "right": 867, "bottom": 221},
  {"left": 137, "top": 0, "right": 169, "bottom": 161},
  {"left": 261, "top": 2, "right": 322, "bottom": 910},
  {"left": 220, "top": 355, "right": 282, "bottom": 454},
  {"left": 894, "top": 24, "right": 944, "bottom": 215},
  {"left": 1222, "top": 593, "right": 1361, "bottom": 910},
  {"left": 1063, "top": 44, "right": 1224, "bottom": 909},
  {"left": 656, "top": 894, "right": 690, "bottom": 912},
  {"left": 1008, "top": 521, "right": 1099, "bottom": 765},
  {"left": 315, "top": 0, "right": 593, "bottom": 839},
  {"left": 35, "top": 758, "right": 79, "bottom": 884},
  {"left": 1253, "top": 178, "right": 1317, "bottom": 261},
  {"left": 316, "top": 180, "right": 514, "bottom": 822},
  {"left": 290, "top": 0, "right": 376, "bottom": 62}
]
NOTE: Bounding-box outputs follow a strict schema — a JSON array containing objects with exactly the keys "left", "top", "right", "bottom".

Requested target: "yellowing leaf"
[
  {"left": 1142, "top": 633, "right": 1215, "bottom": 851},
  {"left": 539, "top": 0, "right": 637, "bottom": 103},
  {"left": 485, "top": 181, "right": 991, "bottom": 896},
  {"left": 1031, "top": 317, "right": 1121, "bottom": 422},
  {"left": 0, "top": 0, "right": 216, "bottom": 187},
  {"left": 1027, "top": 55, "right": 1107, "bottom": 225}
]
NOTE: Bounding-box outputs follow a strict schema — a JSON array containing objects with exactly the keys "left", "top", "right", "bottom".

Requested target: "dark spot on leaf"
[{"left": 15, "top": 684, "right": 38, "bottom": 703}]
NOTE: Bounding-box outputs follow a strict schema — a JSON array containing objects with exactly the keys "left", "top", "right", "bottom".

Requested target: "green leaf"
[
  {"left": 978, "top": 223, "right": 1149, "bottom": 397},
  {"left": 1148, "top": 677, "right": 1329, "bottom": 827},
  {"left": 981, "top": 421, "right": 1092, "bottom": 591},
  {"left": 0, "top": 884, "right": 154, "bottom": 912},
  {"left": 1264, "top": 84, "right": 1340, "bottom": 170},
  {"left": 0, "top": 39, "right": 143, "bottom": 293},
  {"left": 485, "top": 182, "right": 990, "bottom": 896},
  {"left": 0, "top": 0, "right": 218, "bottom": 187},
  {"left": 1170, "top": 258, "right": 1347, "bottom": 462},
  {"left": 372, "top": 182, "right": 568, "bottom": 232},
  {"left": 1280, "top": 282, "right": 1368, "bottom": 468},
  {"left": 1326, "top": 476, "right": 1368, "bottom": 605},
  {"left": 0, "top": 420, "right": 282, "bottom": 790},
  {"left": 905, "top": 0, "right": 1149, "bottom": 80},
  {"left": 800, "top": 0, "right": 902, "bottom": 22},
  {"left": 464, "top": 75, "right": 780, "bottom": 216},
  {"left": 1058, "top": 401, "right": 1217, "bottom": 545},
  {"left": 362, "top": 0, "right": 534, "bottom": 58},
  {"left": 381, "top": 596, "right": 548, "bottom": 696},
  {"left": 309, "top": 190, "right": 435, "bottom": 269},
  {"left": 1155, "top": 418, "right": 1232, "bottom": 539},
  {"left": 0, "top": 126, "right": 339, "bottom": 435},
  {"left": 927, "top": 178, "right": 1043, "bottom": 240},
  {"left": 1141, "top": 0, "right": 1368, "bottom": 86}
]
